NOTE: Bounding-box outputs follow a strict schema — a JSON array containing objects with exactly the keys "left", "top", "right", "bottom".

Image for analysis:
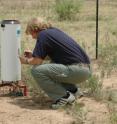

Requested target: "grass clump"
[
  {"left": 98, "top": 42, "right": 117, "bottom": 77},
  {"left": 107, "top": 102, "right": 117, "bottom": 124},
  {"left": 55, "top": 0, "right": 83, "bottom": 21},
  {"left": 65, "top": 102, "right": 87, "bottom": 124},
  {"left": 83, "top": 75, "right": 103, "bottom": 101}
]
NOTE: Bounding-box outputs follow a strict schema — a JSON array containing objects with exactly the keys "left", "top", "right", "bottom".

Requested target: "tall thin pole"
[{"left": 96, "top": 0, "right": 99, "bottom": 59}]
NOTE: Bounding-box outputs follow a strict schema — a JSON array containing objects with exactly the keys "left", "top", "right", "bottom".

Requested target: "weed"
[
  {"left": 98, "top": 42, "right": 117, "bottom": 77},
  {"left": 65, "top": 102, "right": 87, "bottom": 124},
  {"left": 107, "top": 102, "right": 117, "bottom": 124},
  {"left": 82, "top": 75, "right": 103, "bottom": 101}
]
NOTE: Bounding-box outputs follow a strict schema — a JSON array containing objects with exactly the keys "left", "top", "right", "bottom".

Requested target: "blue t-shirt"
[{"left": 32, "top": 27, "right": 90, "bottom": 65}]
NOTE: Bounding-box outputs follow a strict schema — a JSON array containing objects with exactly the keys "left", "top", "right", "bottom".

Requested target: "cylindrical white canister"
[{"left": 0, "top": 20, "right": 21, "bottom": 82}]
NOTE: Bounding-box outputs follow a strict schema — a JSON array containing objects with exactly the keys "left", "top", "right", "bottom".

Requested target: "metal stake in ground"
[{"left": 96, "top": 0, "right": 99, "bottom": 59}]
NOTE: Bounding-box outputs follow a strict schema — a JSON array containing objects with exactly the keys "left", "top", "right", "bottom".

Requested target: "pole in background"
[{"left": 96, "top": 0, "right": 99, "bottom": 59}]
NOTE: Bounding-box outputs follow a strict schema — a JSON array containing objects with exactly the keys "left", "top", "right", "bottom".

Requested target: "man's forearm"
[
  {"left": 26, "top": 57, "right": 43, "bottom": 65},
  {"left": 19, "top": 56, "right": 43, "bottom": 65}
]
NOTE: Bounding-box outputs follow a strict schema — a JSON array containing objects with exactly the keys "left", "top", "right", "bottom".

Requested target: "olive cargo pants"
[{"left": 31, "top": 63, "right": 91, "bottom": 101}]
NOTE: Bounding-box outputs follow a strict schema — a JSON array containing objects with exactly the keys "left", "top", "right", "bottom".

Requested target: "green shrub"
[{"left": 55, "top": 0, "right": 82, "bottom": 20}]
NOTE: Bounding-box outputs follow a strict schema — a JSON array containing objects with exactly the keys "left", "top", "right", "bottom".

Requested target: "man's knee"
[
  {"left": 31, "top": 66, "right": 37, "bottom": 77},
  {"left": 31, "top": 65, "right": 47, "bottom": 77}
]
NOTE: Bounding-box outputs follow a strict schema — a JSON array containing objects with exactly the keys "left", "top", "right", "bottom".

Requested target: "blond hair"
[{"left": 25, "top": 17, "right": 52, "bottom": 35}]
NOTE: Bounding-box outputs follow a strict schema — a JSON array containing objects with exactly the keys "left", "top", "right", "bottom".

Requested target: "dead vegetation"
[{"left": 0, "top": 0, "right": 117, "bottom": 124}]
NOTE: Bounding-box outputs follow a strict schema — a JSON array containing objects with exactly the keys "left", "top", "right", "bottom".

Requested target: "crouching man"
[{"left": 19, "top": 17, "right": 91, "bottom": 109}]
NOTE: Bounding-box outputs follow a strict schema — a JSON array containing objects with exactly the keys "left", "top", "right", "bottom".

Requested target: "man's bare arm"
[{"left": 19, "top": 56, "right": 43, "bottom": 65}]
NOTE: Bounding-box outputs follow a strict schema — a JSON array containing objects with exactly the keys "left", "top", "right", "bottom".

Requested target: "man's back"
[{"left": 33, "top": 27, "right": 90, "bottom": 65}]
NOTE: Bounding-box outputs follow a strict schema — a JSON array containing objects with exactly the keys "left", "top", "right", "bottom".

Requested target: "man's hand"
[
  {"left": 19, "top": 56, "right": 27, "bottom": 64},
  {"left": 24, "top": 50, "right": 32, "bottom": 58}
]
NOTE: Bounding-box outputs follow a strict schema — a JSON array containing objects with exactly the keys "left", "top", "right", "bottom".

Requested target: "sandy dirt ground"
[
  {"left": 0, "top": 97, "right": 74, "bottom": 124},
  {"left": 0, "top": 74, "right": 117, "bottom": 124}
]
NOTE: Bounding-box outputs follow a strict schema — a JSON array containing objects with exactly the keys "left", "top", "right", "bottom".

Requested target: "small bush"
[{"left": 55, "top": 0, "right": 82, "bottom": 21}]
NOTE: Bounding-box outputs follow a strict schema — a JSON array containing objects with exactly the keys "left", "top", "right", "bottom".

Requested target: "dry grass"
[
  {"left": 0, "top": 0, "right": 116, "bottom": 58},
  {"left": 0, "top": 0, "right": 117, "bottom": 123}
]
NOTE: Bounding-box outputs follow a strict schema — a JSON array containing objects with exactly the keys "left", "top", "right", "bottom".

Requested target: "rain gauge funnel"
[{"left": 0, "top": 20, "right": 21, "bottom": 82}]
